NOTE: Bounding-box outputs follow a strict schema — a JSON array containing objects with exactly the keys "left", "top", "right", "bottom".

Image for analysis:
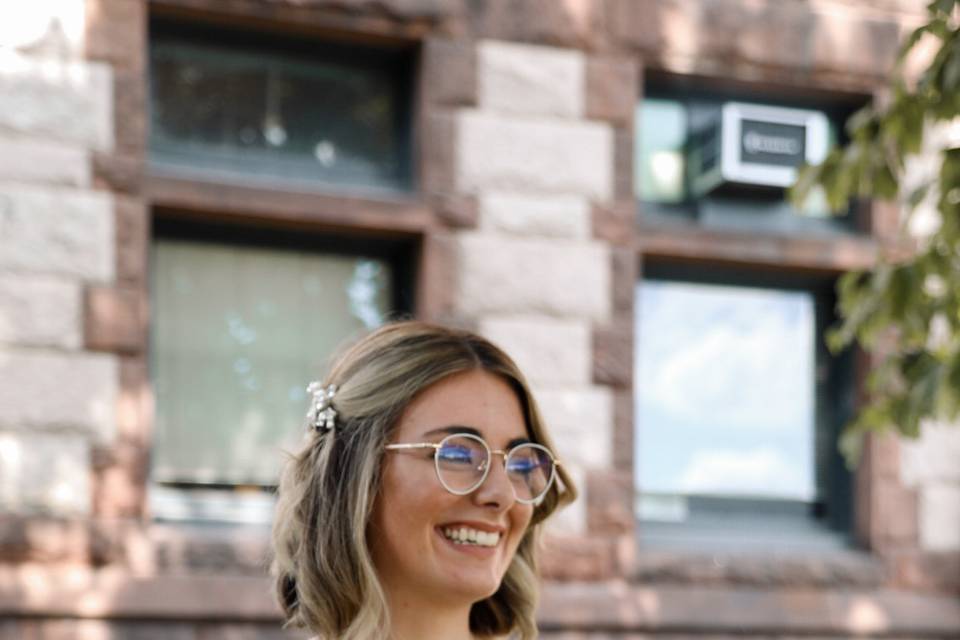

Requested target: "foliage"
[{"left": 790, "top": 0, "right": 960, "bottom": 465}]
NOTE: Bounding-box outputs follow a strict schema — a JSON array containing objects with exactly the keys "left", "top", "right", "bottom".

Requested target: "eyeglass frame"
[{"left": 384, "top": 432, "right": 561, "bottom": 505}]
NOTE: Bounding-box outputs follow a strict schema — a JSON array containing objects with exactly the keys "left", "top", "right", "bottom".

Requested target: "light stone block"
[
  {"left": 0, "top": 184, "right": 114, "bottom": 282},
  {"left": 0, "top": 1, "right": 86, "bottom": 58},
  {"left": 534, "top": 386, "right": 613, "bottom": 469},
  {"left": 0, "top": 136, "right": 89, "bottom": 186},
  {"left": 918, "top": 483, "right": 960, "bottom": 552},
  {"left": 0, "top": 430, "right": 90, "bottom": 515},
  {"left": 479, "top": 192, "right": 590, "bottom": 239},
  {"left": 0, "top": 349, "right": 117, "bottom": 442},
  {"left": 480, "top": 316, "right": 591, "bottom": 387},
  {"left": 0, "top": 274, "right": 81, "bottom": 348},
  {"left": 900, "top": 421, "right": 960, "bottom": 487},
  {"left": 478, "top": 40, "right": 584, "bottom": 118},
  {"left": 456, "top": 110, "right": 613, "bottom": 200},
  {"left": 0, "top": 51, "right": 112, "bottom": 150},
  {"left": 545, "top": 461, "right": 586, "bottom": 536},
  {"left": 455, "top": 233, "right": 610, "bottom": 321}
]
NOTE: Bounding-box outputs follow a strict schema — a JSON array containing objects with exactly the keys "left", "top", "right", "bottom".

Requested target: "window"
[
  {"left": 149, "top": 220, "right": 412, "bottom": 522},
  {"left": 149, "top": 20, "right": 414, "bottom": 193},
  {"left": 633, "top": 84, "right": 863, "bottom": 550},
  {"left": 635, "top": 88, "right": 861, "bottom": 236},
  {"left": 635, "top": 265, "right": 853, "bottom": 551},
  {"left": 146, "top": 18, "right": 418, "bottom": 522}
]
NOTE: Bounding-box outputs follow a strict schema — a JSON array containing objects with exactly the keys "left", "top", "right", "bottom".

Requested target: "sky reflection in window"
[{"left": 636, "top": 280, "right": 815, "bottom": 501}]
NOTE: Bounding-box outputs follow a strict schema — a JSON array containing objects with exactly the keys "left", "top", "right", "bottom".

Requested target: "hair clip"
[{"left": 306, "top": 381, "right": 338, "bottom": 432}]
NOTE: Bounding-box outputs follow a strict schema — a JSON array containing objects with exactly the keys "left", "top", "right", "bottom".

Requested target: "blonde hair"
[{"left": 271, "top": 321, "right": 577, "bottom": 639}]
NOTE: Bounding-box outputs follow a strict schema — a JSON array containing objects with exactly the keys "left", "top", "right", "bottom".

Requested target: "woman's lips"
[{"left": 434, "top": 526, "right": 500, "bottom": 556}]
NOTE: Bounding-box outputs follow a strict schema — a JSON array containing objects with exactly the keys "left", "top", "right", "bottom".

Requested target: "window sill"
[
  {"left": 0, "top": 565, "right": 279, "bottom": 621},
  {"left": 146, "top": 170, "right": 433, "bottom": 236},
  {"left": 631, "top": 545, "right": 886, "bottom": 590},
  {"left": 149, "top": 484, "right": 277, "bottom": 526},
  {"left": 147, "top": 521, "right": 273, "bottom": 576},
  {"left": 638, "top": 515, "right": 852, "bottom": 553},
  {"left": 145, "top": 486, "right": 275, "bottom": 575},
  {"left": 632, "top": 514, "right": 881, "bottom": 588},
  {"left": 637, "top": 217, "right": 884, "bottom": 273},
  {"left": 2, "top": 520, "right": 957, "bottom": 636},
  {"left": 539, "top": 581, "right": 960, "bottom": 637},
  {"left": 3, "top": 565, "right": 959, "bottom": 639}
]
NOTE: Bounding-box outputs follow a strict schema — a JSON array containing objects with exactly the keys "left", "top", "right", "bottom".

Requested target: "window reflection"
[
  {"left": 636, "top": 280, "right": 816, "bottom": 515},
  {"left": 149, "top": 30, "right": 411, "bottom": 192},
  {"left": 152, "top": 239, "right": 393, "bottom": 486},
  {"left": 636, "top": 99, "right": 687, "bottom": 203},
  {"left": 347, "top": 260, "right": 389, "bottom": 329}
]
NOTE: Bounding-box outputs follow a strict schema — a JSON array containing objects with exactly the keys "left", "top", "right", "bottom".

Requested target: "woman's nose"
[{"left": 472, "top": 453, "right": 515, "bottom": 509}]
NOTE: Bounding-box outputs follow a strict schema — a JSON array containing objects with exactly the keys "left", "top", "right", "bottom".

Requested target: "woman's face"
[{"left": 369, "top": 369, "right": 535, "bottom": 608}]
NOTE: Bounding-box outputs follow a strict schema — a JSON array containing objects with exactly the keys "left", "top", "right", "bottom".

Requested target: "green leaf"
[
  {"left": 874, "top": 158, "right": 899, "bottom": 199},
  {"left": 939, "top": 349, "right": 960, "bottom": 419},
  {"left": 846, "top": 105, "right": 878, "bottom": 140},
  {"left": 789, "top": 162, "right": 821, "bottom": 208},
  {"left": 888, "top": 265, "right": 916, "bottom": 319},
  {"left": 838, "top": 426, "right": 866, "bottom": 469},
  {"left": 928, "top": 0, "right": 958, "bottom": 17},
  {"left": 900, "top": 100, "right": 926, "bottom": 155},
  {"left": 943, "top": 41, "right": 960, "bottom": 92}
]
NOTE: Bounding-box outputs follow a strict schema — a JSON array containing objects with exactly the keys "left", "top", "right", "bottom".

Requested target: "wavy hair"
[{"left": 270, "top": 321, "right": 577, "bottom": 639}]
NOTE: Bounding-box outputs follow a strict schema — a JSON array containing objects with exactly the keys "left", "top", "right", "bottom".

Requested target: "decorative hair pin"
[{"left": 306, "top": 381, "right": 338, "bottom": 432}]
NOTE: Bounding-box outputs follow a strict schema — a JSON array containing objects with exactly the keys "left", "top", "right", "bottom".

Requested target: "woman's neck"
[{"left": 387, "top": 592, "right": 475, "bottom": 640}]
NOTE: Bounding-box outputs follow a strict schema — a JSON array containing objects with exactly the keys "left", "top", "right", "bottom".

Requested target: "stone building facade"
[{"left": 0, "top": 0, "right": 958, "bottom": 638}]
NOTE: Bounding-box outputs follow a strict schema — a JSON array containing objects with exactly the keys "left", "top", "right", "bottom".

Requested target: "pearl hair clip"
[{"left": 306, "top": 381, "right": 338, "bottom": 432}]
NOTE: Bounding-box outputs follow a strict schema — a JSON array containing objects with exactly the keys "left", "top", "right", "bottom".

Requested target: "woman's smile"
[{"left": 437, "top": 522, "right": 504, "bottom": 547}]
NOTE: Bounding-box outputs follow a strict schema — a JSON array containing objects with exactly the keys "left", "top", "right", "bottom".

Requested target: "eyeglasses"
[{"left": 385, "top": 433, "right": 560, "bottom": 505}]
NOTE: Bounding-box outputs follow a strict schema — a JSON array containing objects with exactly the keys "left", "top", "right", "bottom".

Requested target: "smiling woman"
[{"left": 270, "top": 321, "right": 577, "bottom": 640}]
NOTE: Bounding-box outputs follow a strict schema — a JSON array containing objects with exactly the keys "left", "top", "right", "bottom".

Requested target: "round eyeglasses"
[{"left": 385, "top": 433, "right": 560, "bottom": 505}]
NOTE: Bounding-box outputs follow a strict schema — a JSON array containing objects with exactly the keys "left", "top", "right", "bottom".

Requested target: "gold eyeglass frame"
[{"left": 385, "top": 432, "right": 561, "bottom": 505}]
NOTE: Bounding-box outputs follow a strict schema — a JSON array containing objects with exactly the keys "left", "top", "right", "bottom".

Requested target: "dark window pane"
[{"left": 149, "top": 29, "right": 411, "bottom": 192}]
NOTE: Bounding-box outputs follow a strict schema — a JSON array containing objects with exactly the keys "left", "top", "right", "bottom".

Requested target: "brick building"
[{"left": 1, "top": 0, "right": 959, "bottom": 638}]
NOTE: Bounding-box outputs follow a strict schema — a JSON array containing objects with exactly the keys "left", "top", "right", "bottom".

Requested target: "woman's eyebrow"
[
  {"left": 422, "top": 425, "right": 482, "bottom": 438},
  {"left": 421, "top": 426, "right": 533, "bottom": 448}
]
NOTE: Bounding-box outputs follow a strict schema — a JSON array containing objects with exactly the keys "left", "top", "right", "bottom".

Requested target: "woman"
[{"left": 271, "top": 321, "right": 576, "bottom": 639}]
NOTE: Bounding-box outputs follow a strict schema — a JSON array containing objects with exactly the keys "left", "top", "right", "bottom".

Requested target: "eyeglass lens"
[{"left": 434, "top": 434, "right": 554, "bottom": 502}]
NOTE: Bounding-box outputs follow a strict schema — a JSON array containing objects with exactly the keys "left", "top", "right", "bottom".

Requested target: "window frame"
[
  {"left": 147, "top": 212, "right": 418, "bottom": 523},
  {"left": 634, "top": 258, "right": 855, "bottom": 553},
  {"left": 143, "top": 14, "right": 429, "bottom": 524},
  {"left": 635, "top": 81, "right": 869, "bottom": 237},
  {"left": 632, "top": 76, "right": 896, "bottom": 558},
  {"left": 147, "top": 16, "right": 418, "bottom": 196}
]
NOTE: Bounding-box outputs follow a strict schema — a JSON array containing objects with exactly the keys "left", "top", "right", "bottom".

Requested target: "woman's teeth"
[{"left": 442, "top": 526, "right": 500, "bottom": 547}]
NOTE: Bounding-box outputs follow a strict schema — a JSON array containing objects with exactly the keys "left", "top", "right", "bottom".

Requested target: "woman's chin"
[
  {"left": 432, "top": 530, "right": 505, "bottom": 599},
  {"left": 431, "top": 567, "right": 503, "bottom": 605}
]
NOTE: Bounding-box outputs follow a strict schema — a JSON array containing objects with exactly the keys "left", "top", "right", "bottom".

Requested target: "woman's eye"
[
  {"left": 437, "top": 447, "right": 474, "bottom": 464},
  {"left": 507, "top": 459, "right": 538, "bottom": 476}
]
